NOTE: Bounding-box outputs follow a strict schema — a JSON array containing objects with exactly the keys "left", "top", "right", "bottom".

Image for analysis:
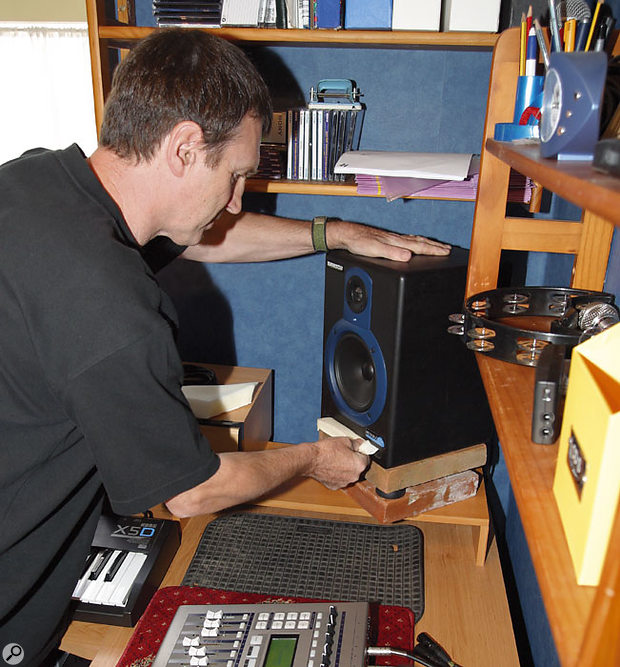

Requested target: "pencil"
[
  {"left": 520, "top": 12, "right": 527, "bottom": 75},
  {"left": 534, "top": 18, "right": 550, "bottom": 68},
  {"left": 585, "top": 0, "right": 604, "bottom": 51}
]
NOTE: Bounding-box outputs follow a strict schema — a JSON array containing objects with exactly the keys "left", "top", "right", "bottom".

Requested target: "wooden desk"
[
  {"left": 248, "top": 447, "right": 492, "bottom": 568},
  {"left": 62, "top": 478, "right": 518, "bottom": 666},
  {"left": 61, "top": 365, "right": 516, "bottom": 665}
]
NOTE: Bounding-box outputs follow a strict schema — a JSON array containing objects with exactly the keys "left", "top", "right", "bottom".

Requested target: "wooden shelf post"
[{"left": 466, "top": 27, "right": 617, "bottom": 299}]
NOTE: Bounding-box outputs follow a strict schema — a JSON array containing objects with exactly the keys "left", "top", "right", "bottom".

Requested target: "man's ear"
[{"left": 166, "top": 121, "right": 205, "bottom": 177}]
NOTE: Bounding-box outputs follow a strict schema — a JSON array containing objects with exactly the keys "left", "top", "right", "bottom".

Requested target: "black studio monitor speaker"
[{"left": 321, "top": 248, "right": 493, "bottom": 470}]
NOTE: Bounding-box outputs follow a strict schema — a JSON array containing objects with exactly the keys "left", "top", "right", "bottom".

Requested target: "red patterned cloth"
[{"left": 117, "top": 586, "right": 415, "bottom": 666}]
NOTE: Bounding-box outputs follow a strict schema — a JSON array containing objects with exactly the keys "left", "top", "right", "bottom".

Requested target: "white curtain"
[{"left": 0, "top": 22, "right": 97, "bottom": 165}]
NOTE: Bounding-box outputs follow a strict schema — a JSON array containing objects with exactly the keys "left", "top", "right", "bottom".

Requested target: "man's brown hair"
[{"left": 99, "top": 28, "right": 272, "bottom": 163}]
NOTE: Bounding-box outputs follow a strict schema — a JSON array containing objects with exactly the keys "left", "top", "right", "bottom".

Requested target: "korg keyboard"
[
  {"left": 151, "top": 602, "right": 369, "bottom": 667},
  {"left": 72, "top": 514, "right": 181, "bottom": 626}
]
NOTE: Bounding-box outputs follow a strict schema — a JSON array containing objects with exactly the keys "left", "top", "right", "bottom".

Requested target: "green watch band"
[{"left": 312, "top": 216, "right": 328, "bottom": 253}]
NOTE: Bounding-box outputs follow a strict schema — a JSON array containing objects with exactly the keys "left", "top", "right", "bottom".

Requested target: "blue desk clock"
[{"left": 540, "top": 52, "right": 608, "bottom": 161}]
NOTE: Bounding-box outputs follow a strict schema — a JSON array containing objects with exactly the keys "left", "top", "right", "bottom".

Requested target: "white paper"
[
  {"left": 334, "top": 150, "right": 473, "bottom": 180},
  {"left": 182, "top": 383, "right": 258, "bottom": 419},
  {"left": 317, "top": 417, "right": 379, "bottom": 455}
]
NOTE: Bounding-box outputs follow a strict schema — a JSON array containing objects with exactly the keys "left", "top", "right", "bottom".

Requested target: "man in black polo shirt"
[{"left": 0, "top": 29, "right": 449, "bottom": 666}]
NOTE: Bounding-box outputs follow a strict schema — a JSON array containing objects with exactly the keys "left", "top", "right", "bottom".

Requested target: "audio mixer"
[{"left": 151, "top": 601, "right": 369, "bottom": 667}]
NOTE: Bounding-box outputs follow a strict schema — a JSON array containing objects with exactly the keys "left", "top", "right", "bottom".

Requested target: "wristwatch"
[{"left": 312, "top": 216, "right": 329, "bottom": 253}]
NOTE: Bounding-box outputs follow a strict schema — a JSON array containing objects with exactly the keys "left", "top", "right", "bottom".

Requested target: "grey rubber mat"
[{"left": 182, "top": 512, "right": 425, "bottom": 620}]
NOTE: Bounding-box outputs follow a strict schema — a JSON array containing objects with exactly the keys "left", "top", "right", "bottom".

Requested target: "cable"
[
  {"left": 417, "top": 632, "right": 462, "bottom": 667},
  {"left": 367, "top": 635, "right": 464, "bottom": 667},
  {"left": 366, "top": 646, "right": 438, "bottom": 667}
]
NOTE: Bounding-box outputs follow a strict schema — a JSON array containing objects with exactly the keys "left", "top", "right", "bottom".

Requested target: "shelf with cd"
[
  {"left": 86, "top": 0, "right": 498, "bottom": 134},
  {"left": 86, "top": 0, "right": 503, "bottom": 203}
]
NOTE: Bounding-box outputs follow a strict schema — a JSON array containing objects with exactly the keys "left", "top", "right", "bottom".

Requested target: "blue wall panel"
[
  {"left": 160, "top": 46, "right": 493, "bottom": 444},
  {"left": 251, "top": 46, "right": 493, "bottom": 154}
]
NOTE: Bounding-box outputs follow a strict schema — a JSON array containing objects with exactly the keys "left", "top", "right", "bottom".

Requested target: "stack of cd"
[{"left": 153, "top": 1, "right": 222, "bottom": 27}]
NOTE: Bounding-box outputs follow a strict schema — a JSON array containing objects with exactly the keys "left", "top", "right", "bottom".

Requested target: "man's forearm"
[
  {"left": 165, "top": 437, "right": 369, "bottom": 518},
  {"left": 182, "top": 211, "right": 314, "bottom": 263},
  {"left": 165, "top": 444, "right": 316, "bottom": 517}
]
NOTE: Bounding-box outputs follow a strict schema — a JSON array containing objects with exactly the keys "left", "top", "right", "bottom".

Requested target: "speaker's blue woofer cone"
[{"left": 325, "top": 321, "right": 387, "bottom": 426}]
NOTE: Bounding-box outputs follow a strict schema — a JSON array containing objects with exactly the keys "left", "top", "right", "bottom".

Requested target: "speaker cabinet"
[{"left": 321, "top": 247, "right": 493, "bottom": 470}]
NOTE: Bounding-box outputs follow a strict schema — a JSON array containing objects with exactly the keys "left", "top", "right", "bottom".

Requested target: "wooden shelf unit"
[
  {"left": 467, "top": 27, "right": 620, "bottom": 667},
  {"left": 96, "top": 24, "right": 499, "bottom": 47},
  {"left": 244, "top": 177, "right": 476, "bottom": 201},
  {"left": 85, "top": 0, "right": 497, "bottom": 200}
]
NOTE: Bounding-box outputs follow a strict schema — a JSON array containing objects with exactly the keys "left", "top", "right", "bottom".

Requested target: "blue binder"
[
  {"left": 345, "top": 0, "right": 392, "bottom": 29},
  {"left": 314, "top": 0, "right": 344, "bottom": 28}
]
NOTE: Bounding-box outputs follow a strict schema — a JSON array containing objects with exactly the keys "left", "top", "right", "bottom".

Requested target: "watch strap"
[{"left": 312, "top": 216, "right": 328, "bottom": 253}]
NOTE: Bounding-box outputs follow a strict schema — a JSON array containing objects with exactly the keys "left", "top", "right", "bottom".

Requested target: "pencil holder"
[
  {"left": 513, "top": 75, "right": 544, "bottom": 124},
  {"left": 494, "top": 74, "right": 544, "bottom": 141}
]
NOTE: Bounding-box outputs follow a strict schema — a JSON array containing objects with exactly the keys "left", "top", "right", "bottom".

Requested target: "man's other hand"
[{"left": 327, "top": 220, "right": 451, "bottom": 262}]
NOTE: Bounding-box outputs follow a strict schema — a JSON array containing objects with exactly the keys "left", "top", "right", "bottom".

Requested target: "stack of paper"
[
  {"left": 354, "top": 172, "right": 532, "bottom": 203},
  {"left": 334, "top": 150, "right": 474, "bottom": 180},
  {"left": 182, "top": 383, "right": 258, "bottom": 419},
  {"left": 343, "top": 153, "right": 532, "bottom": 203}
]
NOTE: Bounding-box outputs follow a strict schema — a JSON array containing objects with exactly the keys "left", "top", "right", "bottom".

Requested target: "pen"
[
  {"left": 534, "top": 18, "right": 550, "bottom": 68},
  {"left": 564, "top": 18, "right": 576, "bottom": 51},
  {"left": 575, "top": 19, "right": 591, "bottom": 50},
  {"left": 593, "top": 20, "right": 608, "bottom": 50},
  {"left": 566, "top": 0, "right": 593, "bottom": 51},
  {"left": 605, "top": 16, "right": 616, "bottom": 42},
  {"left": 526, "top": 26, "right": 538, "bottom": 75}
]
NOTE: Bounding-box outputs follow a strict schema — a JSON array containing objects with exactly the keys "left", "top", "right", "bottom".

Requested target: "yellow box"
[{"left": 553, "top": 322, "right": 620, "bottom": 586}]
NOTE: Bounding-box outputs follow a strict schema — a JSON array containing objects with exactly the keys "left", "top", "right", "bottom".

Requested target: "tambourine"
[{"left": 448, "top": 286, "right": 619, "bottom": 367}]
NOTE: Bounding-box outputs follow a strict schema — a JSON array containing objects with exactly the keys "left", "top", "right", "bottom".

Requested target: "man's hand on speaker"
[
  {"left": 304, "top": 437, "right": 370, "bottom": 490},
  {"left": 326, "top": 220, "right": 451, "bottom": 262}
]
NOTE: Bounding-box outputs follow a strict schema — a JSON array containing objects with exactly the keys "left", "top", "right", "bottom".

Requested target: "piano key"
[
  {"left": 108, "top": 551, "right": 147, "bottom": 607},
  {"left": 105, "top": 549, "right": 128, "bottom": 581},
  {"left": 72, "top": 549, "right": 106, "bottom": 599},
  {"left": 89, "top": 548, "right": 114, "bottom": 580},
  {"left": 81, "top": 550, "right": 123, "bottom": 603},
  {"left": 93, "top": 551, "right": 136, "bottom": 606},
  {"left": 72, "top": 514, "right": 180, "bottom": 626},
  {"left": 79, "top": 550, "right": 98, "bottom": 579}
]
